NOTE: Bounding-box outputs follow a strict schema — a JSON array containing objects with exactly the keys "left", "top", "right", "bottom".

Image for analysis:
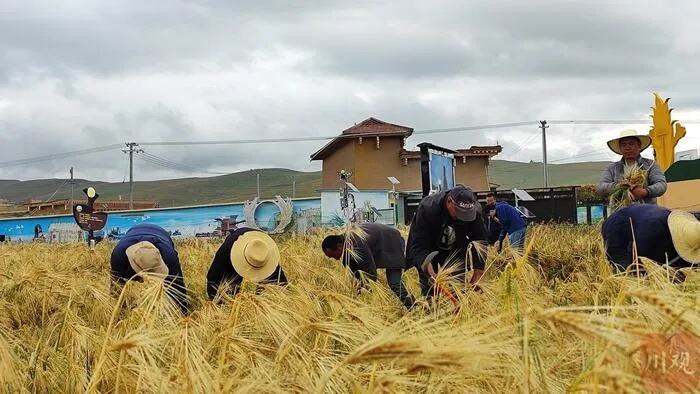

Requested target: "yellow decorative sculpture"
[{"left": 648, "top": 93, "right": 686, "bottom": 171}]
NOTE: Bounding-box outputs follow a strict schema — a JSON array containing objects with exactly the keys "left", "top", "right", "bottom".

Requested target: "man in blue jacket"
[
  {"left": 110, "top": 223, "right": 188, "bottom": 314},
  {"left": 490, "top": 199, "right": 527, "bottom": 252},
  {"left": 602, "top": 205, "right": 700, "bottom": 274}
]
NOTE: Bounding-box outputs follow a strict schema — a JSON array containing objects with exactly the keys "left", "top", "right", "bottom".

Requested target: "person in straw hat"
[
  {"left": 110, "top": 223, "right": 189, "bottom": 314},
  {"left": 602, "top": 204, "right": 699, "bottom": 278},
  {"left": 597, "top": 129, "right": 667, "bottom": 204},
  {"left": 206, "top": 227, "right": 287, "bottom": 300}
]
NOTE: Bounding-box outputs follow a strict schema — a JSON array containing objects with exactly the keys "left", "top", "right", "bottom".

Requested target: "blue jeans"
[{"left": 508, "top": 228, "right": 526, "bottom": 251}]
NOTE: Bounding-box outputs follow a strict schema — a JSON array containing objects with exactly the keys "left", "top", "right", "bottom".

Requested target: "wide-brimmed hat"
[
  {"left": 231, "top": 231, "right": 280, "bottom": 282},
  {"left": 668, "top": 210, "right": 700, "bottom": 264},
  {"left": 606, "top": 129, "right": 652, "bottom": 155},
  {"left": 125, "top": 241, "right": 168, "bottom": 276}
]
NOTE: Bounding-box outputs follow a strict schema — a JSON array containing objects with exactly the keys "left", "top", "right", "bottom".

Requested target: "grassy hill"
[
  {"left": 490, "top": 160, "right": 609, "bottom": 189},
  {"left": 0, "top": 169, "right": 321, "bottom": 208},
  {"left": 0, "top": 161, "right": 610, "bottom": 210}
]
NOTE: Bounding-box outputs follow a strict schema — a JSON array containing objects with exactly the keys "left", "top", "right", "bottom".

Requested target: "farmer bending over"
[
  {"left": 406, "top": 186, "right": 487, "bottom": 297},
  {"left": 486, "top": 193, "right": 527, "bottom": 252},
  {"left": 207, "top": 227, "right": 287, "bottom": 301},
  {"left": 322, "top": 222, "right": 415, "bottom": 309},
  {"left": 602, "top": 204, "right": 699, "bottom": 278},
  {"left": 110, "top": 223, "right": 189, "bottom": 314}
]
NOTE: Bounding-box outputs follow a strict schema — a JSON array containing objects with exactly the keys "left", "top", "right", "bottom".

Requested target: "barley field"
[{"left": 1, "top": 224, "right": 698, "bottom": 393}]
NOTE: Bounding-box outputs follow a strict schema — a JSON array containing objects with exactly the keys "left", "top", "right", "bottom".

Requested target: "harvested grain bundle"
[{"left": 608, "top": 163, "right": 649, "bottom": 212}]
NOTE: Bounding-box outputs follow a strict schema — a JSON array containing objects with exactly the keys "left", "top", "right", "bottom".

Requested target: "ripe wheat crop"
[{"left": 1, "top": 224, "right": 699, "bottom": 393}]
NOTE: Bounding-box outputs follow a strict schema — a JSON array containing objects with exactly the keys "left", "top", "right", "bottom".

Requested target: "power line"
[
  {"left": 135, "top": 121, "right": 539, "bottom": 146},
  {"left": 0, "top": 144, "right": 122, "bottom": 168},
  {"left": 502, "top": 129, "right": 542, "bottom": 159},
  {"left": 548, "top": 119, "right": 700, "bottom": 125},
  {"left": 137, "top": 151, "right": 227, "bottom": 175},
  {"left": 1, "top": 118, "right": 698, "bottom": 169}
]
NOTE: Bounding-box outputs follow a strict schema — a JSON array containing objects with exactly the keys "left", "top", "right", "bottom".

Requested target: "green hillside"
[
  {"left": 490, "top": 160, "right": 609, "bottom": 189},
  {"left": 0, "top": 160, "right": 610, "bottom": 209},
  {"left": 0, "top": 169, "right": 321, "bottom": 207}
]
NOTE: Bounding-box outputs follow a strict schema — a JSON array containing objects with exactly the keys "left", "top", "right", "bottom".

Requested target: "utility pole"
[
  {"left": 69, "top": 167, "right": 74, "bottom": 209},
  {"left": 540, "top": 120, "right": 549, "bottom": 188},
  {"left": 292, "top": 175, "right": 296, "bottom": 199},
  {"left": 122, "top": 142, "right": 143, "bottom": 210},
  {"left": 257, "top": 173, "right": 260, "bottom": 199}
]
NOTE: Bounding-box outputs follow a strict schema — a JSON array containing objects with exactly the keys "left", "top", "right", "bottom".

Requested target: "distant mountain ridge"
[{"left": 0, "top": 161, "right": 610, "bottom": 208}]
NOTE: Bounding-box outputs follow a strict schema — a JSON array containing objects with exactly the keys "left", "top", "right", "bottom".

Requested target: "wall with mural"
[
  {"left": 320, "top": 190, "right": 391, "bottom": 226},
  {"left": 0, "top": 198, "right": 321, "bottom": 241}
]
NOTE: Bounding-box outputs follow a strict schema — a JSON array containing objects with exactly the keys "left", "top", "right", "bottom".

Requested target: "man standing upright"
[
  {"left": 406, "top": 186, "right": 487, "bottom": 297},
  {"left": 597, "top": 129, "right": 667, "bottom": 204}
]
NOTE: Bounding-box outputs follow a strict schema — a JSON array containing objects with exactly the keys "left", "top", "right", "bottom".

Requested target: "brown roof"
[
  {"left": 310, "top": 117, "right": 413, "bottom": 160},
  {"left": 400, "top": 145, "right": 502, "bottom": 160}
]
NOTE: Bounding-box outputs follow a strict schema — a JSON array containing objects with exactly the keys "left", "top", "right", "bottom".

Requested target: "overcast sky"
[{"left": 1, "top": 0, "right": 699, "bottom": 182}]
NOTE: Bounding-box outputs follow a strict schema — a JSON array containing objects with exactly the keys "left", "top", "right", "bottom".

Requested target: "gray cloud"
[{"left": 1, "top": 0, "right": 699, "bottom": 183}]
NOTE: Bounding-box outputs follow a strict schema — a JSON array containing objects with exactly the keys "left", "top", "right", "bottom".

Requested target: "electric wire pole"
[
  {"left": 540, "top": 120, "right": 549, "bottom": 187},
  {"left": 122, "top": 142, "right": 143, "bottom": 210},
  {"left": 292, "top": 175, "right": 296, "bottom": 199},
  {"left": 69, "top": 167, "right": 74, "bottom": 209}
]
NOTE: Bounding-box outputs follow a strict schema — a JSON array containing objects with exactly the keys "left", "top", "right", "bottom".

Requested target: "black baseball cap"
[{"left": 447, "top": 186, "right": 478, "bottom": 222}]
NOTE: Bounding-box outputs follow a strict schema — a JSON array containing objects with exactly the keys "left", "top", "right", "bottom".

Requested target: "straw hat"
[
  {"left": 668, "top": 210, "right": 700, "bottom": 264},
  {"left": 125, "top": 241, "right": 168, "bottom": 275},
  {"left": 606, "top": 129, "right": 652, "bottom": 155},
  {"left": 230, "top": 231, "right": 280, "bottom": 282}
]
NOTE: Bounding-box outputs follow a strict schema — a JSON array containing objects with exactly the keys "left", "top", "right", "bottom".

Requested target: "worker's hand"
[
  {"left": 617, "top": 179, "right": 631, "bottom": 188},
  {"left": 493, "top": 241, "right": 501, "bottom": 251},
  {"left": 469, "top": 269, "right": 484, "bottom": 293},
  {"left": 629, "top": 186, "right": 648, "bottom": 201},
  {"left": 489, "top": 210, "right": 496, "bottom": 218}
]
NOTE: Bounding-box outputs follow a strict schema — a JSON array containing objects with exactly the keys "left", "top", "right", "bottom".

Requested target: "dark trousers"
[{"left": 385, "top": 268, "right": 415, "bottom": 309}]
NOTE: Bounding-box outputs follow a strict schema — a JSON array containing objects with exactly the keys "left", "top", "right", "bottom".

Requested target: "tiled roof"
[{"left": 310, "top": 117, "right": 413, "bottom": 160}]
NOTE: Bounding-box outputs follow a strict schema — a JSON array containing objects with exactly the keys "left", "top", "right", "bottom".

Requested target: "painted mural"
[{"left": 0, "top": 198, "right": 321, "bottom": 242}]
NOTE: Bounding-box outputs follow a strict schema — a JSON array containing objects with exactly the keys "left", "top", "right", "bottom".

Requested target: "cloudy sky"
[{"left": 1, "top": 0, "right": 699, "bottom": 182}]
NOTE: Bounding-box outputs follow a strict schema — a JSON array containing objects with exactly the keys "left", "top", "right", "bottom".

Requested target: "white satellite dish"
[
  {"left": 387, "top": 176, "right": 400, "bottom": 185},
  {"left": 512, "top": 188, "right": 534, "bottom": 201}
]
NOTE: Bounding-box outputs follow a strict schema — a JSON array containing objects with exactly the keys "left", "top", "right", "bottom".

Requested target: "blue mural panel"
[{"left": 0, "top": 198, "right": 321, "bottom": 241}]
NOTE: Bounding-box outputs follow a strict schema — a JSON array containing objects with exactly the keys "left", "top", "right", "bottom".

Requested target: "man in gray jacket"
[
  {"left": 322, "top": 222, "right": 415, "bottom": 309},
  {"left": 597, "top": 129, "right": 667, "bottom": 204}
]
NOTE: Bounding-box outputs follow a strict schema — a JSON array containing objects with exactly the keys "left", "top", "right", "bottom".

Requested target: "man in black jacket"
[
  {"left": 406, "top": 186, "right": 487, "bottom": 297},
  {"left": 206, "top": 227, "right": 287, "bottom": 301},
  {"left": 322, "top": 222, "right": 415, "bottom": 309}
]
